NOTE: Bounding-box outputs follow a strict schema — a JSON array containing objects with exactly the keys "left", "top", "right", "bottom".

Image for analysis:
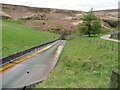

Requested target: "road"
[
  {"left": 0, "top": 40, "right": 66, "bottom": 89},
  {"left": 101, "top": 35, "right": 120, "bottom": 43}
]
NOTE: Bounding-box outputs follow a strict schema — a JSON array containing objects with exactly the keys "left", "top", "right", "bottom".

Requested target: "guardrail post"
[{"left": 109, "top": 69, "right": 120, "bottom": 89}]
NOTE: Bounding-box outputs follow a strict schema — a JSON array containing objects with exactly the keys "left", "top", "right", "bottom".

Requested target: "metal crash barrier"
[{"left": 0, "top": 38, "right": 60, "bottom": 66}]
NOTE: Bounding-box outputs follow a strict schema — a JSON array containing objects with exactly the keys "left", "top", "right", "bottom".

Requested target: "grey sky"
[{"left": 0, "top": 0, "right": 119, "bottom": 11}]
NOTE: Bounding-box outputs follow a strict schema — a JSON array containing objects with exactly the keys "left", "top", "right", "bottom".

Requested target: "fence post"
[
  {"left": 109, "top": 69, "right": 120, "bottom": 89},
  {"left": 112, "top": 42, "right": 114, "bottom": 51}
]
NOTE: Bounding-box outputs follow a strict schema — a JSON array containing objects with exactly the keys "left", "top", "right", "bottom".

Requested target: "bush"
[{"left": 103, "top": 19, "right": 118, "bottom": 28}]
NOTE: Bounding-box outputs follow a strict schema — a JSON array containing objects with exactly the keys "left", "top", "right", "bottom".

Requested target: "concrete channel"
[{"left": 0, "top": 40, "right": 66, "bottom": 89}]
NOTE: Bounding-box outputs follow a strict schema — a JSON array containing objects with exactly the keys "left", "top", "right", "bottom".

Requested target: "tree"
[{"left": 79, "top": 9, "right": 102, "bottom": 37}]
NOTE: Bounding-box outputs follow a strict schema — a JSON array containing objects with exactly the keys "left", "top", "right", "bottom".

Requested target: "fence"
[
  {"left": 109, "top": 69, "right": 120, "bottom": 89},
  {"left": 0, "top": 38, "right": 60, "bottom": 65}
]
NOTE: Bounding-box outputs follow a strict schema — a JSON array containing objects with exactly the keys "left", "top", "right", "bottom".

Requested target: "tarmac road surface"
[{"left": 100, "top": 35, "right": 120, "bottom": 43}]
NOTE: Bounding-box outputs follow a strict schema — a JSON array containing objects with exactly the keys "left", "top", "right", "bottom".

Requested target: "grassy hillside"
[
  {"left": 2, "top": 20, "right": 59, "bottom": 57},
  {"left": 36, "top": 36, "right": 118, "bottom": 88}
]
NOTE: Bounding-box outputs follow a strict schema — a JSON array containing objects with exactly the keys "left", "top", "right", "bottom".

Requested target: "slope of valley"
[{"left": 1, "top": 4, "right": 118, "bottom": 34}]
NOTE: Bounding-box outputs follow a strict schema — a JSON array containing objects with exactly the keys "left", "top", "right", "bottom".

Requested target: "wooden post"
[
  {"left": 105, "top": 41, "right": 106, "bottom": 47},
  {"left": 109, "top": 69, "right": 120, "bottom": 89},
  {"left": 112, "top": 42, "right": 114, "bottom": 51}
]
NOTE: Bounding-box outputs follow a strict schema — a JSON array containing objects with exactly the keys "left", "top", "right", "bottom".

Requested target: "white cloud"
[{"left": 0, "top": 0, "right": 119, "bottom": 11}]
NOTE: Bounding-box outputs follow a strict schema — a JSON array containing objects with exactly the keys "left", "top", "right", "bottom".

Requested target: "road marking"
[{"left": 0, "top": 41, "right": 59, "bottom": 73}]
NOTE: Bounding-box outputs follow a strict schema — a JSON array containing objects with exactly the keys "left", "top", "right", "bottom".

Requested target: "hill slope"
[
  {"left": 1, "top": 4, "right": 84, "bottom": 34},
  {"left": 1, "top": 4, "right": 118, "bottom": 34},
  {"left": 2, "top": 19, "right": 59, "bottom": 57}
]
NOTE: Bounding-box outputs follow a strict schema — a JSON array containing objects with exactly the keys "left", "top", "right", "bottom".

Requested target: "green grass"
[
  {"left": 36, "top": 35, "right": 119, "bottom": 88},
  {"left": 2, "top": 19, "right": 59, "bottom": 57}
]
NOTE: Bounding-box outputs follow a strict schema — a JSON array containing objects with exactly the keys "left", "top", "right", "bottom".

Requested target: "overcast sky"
[{"left": 0, "top": 0, "right": 119, "bottom": 11}]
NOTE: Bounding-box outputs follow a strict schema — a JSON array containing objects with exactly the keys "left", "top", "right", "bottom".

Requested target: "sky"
[{"left": 0, "top": 0, "right": 119, "bottom": 11}]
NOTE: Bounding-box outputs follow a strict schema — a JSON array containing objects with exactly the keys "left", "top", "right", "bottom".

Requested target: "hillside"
[
  {"left": 36, "top": 36, "right": 118, "bottom": 88},
  {"left": 2, "top": 4, "right": 82, "bottom": 19},
  {"left": 2, "top": 19, "right": 59, "bottom": 57},
  {"left": 1, "top": 4, "right": 85, "bottom": 34},
  {"left": 94, "top": 9, "right": 118, "bottom": 20},
  {"left": 1, "top": 4, "right": 118, "bottom": 34}
]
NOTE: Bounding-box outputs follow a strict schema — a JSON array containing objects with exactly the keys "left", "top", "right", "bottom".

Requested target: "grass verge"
[{"left": 36, "top": 35, "right": 118, "bottom": 88}]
